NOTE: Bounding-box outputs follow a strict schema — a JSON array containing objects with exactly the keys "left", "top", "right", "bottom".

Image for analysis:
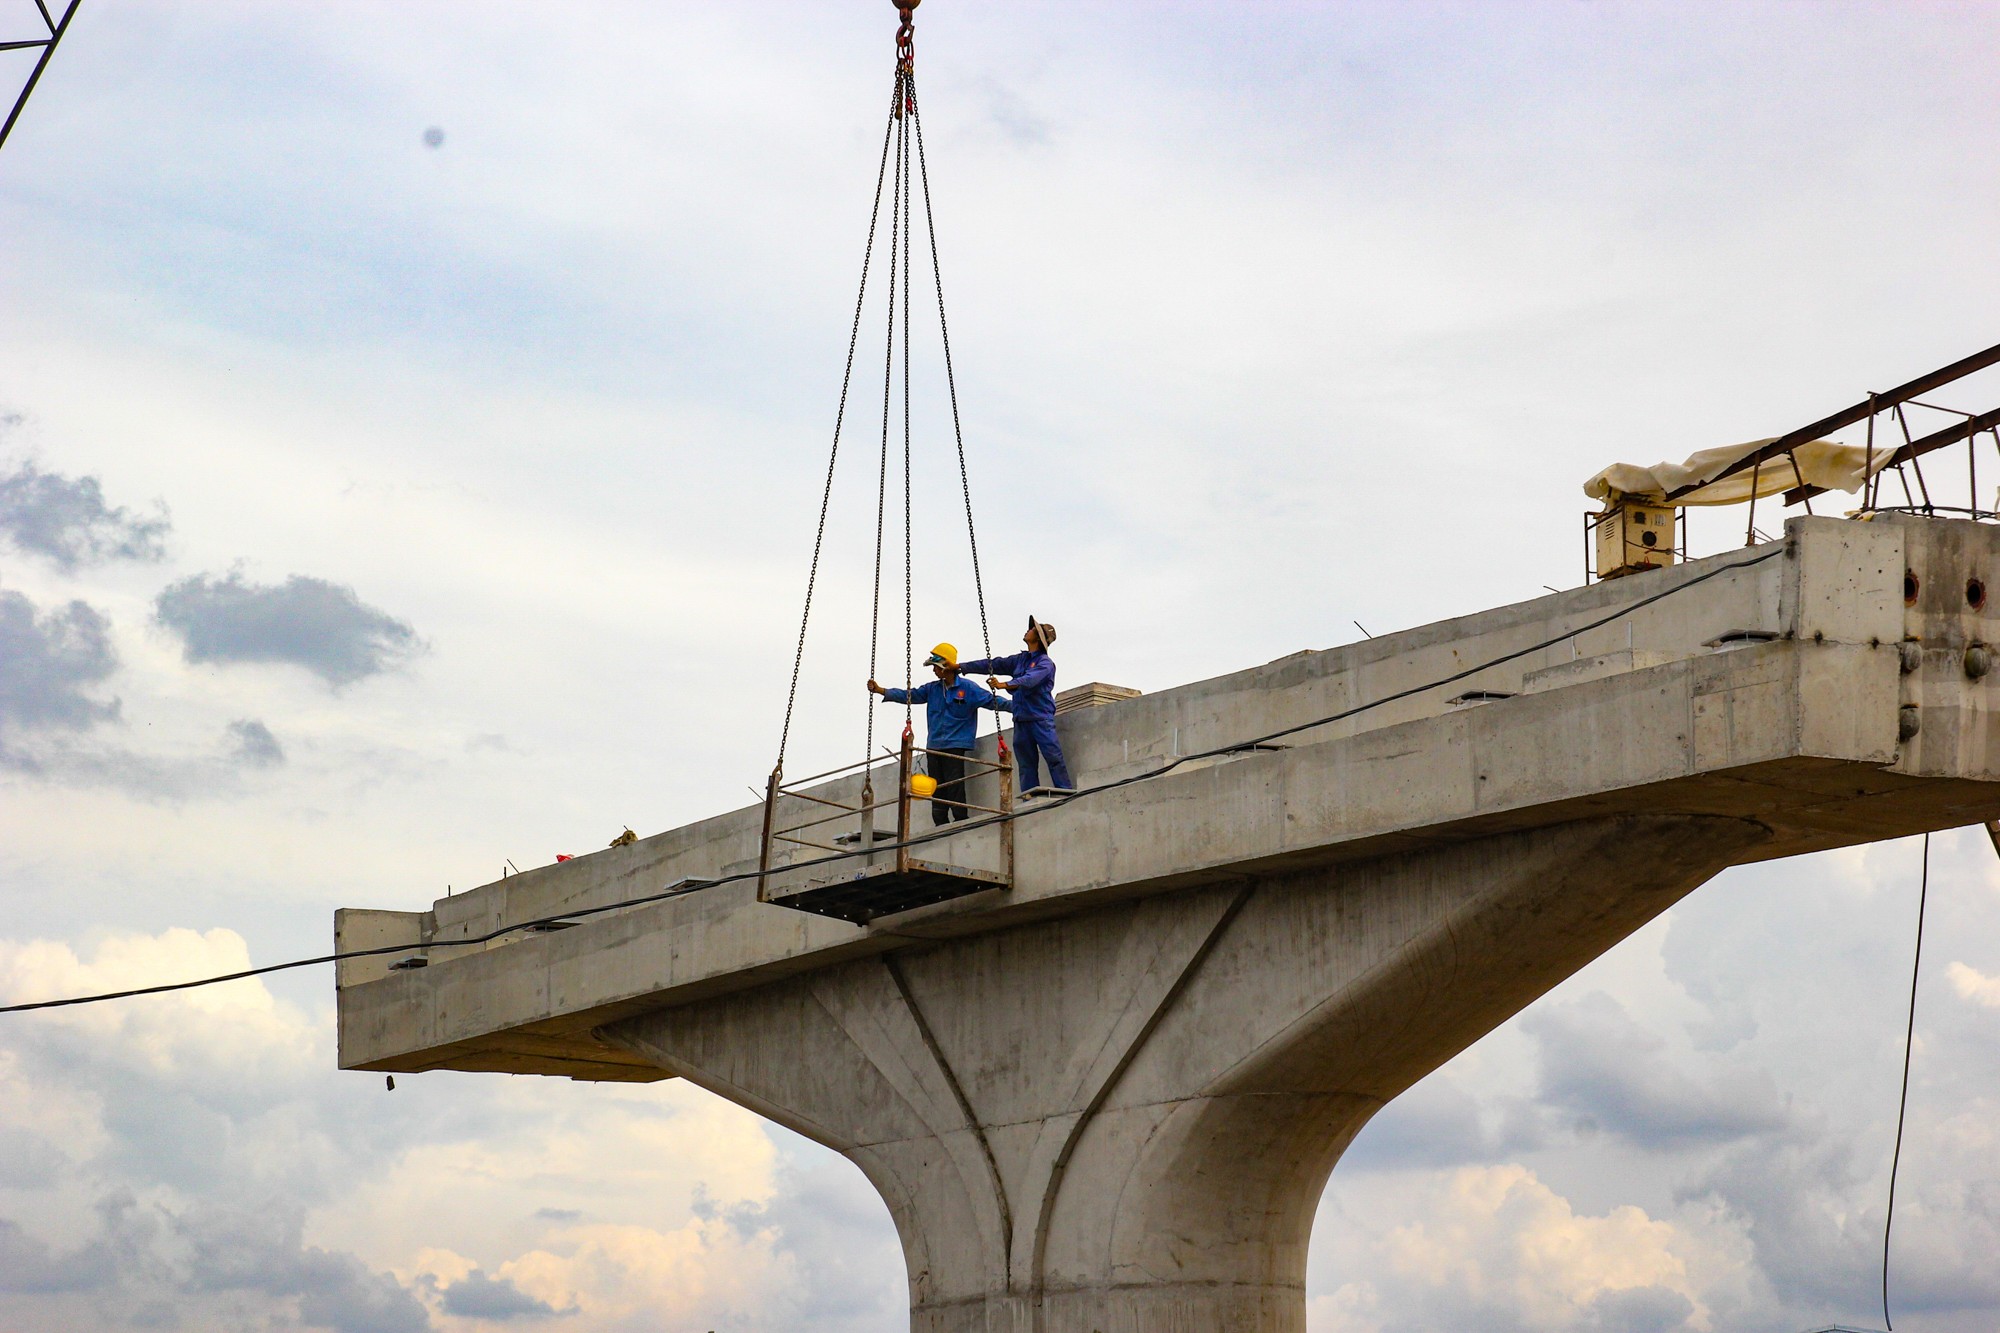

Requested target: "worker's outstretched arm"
[
  {"left": 1005, "top": 658, "right": 1054, "bottom": 692},
  {"left": 963, "top": 679, "right": 1010, "bottom": 712},
  {"left": 878, "top": 685, "right": 916, "bottom": 705},
  {"left": 957, "top": 652, "right": 1020, "bottom": 677}
]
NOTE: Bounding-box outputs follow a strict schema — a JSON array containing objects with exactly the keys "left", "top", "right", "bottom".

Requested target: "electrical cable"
[
  {"left": 1881, "top": 831, "right": 1929, "bottom": 1332},
  {"left": 0, "top": 545, "right": 1786, "bottom": 1017}
]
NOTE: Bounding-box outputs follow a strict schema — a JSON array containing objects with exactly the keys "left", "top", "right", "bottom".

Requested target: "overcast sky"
[{"left": 3, "top": 2, "right": 2000, "bottom": 1331}]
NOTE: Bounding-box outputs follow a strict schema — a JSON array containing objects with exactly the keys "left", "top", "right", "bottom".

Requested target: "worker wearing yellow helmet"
[{"left": 868, "top": 641, "right": 1012, "bottom": 824}]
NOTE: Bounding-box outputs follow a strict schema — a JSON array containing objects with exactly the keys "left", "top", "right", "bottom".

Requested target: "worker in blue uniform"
[
  {"left": 960, "top": 616, "right": 1072, "bottom": 794},
  {"left": 869, "top": 642, "right": 1011, "bottom": 824}
]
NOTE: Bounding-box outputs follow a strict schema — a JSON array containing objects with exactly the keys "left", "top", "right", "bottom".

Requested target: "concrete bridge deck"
[
  {"left": 335, "top": 513, "right": 2000, "bottom": 1332},
  {"left": 337, "top": 514, "right": 1995, "bottom": 1080}
]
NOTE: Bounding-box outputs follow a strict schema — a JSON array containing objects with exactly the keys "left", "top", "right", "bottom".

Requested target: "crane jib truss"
[{"left": 0, "top": 1, "right": 84, "bottom": 156}]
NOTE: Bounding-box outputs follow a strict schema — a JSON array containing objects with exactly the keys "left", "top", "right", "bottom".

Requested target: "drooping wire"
[
  {"left": 909, "top": 81, "right": 993, "bottom": 663},
  {"left": 775, "top": 90, "right": 902, "bottom": 771},
  {"left": 1882, "top": 831, "right": 1930, "bottom": 1332},
  {"left": 0, "top": 546, "right": 1786, "bottom": 1017}
]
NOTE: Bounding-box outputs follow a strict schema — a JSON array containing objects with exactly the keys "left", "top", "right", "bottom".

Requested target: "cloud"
[
  {"left": 0, "top": 929, "right": 433, "bottom": 1331},
  {"left": 0, "top": 1216, "right": 114, "bottom": 1294},
  {"left": 435, "top": 1268, "right": 569, "bottom": 1320},
  {"left": 226, "top": 718, "right": 285, "bottom": 768},
  {"left": 0, "top": 461, "right": 170, "bottom": 570},
  {"left": 0, "top": 588, "right": 120, "bottom": 748},
  {"left": 1316, "top": 1164, "right": 1715, "bottom": 1333},
  {"left": 1523, "top": 994, "right": 1788, "bottom": 1150},
  {"left": 1342, "top": 1075, "right": 1531, "bottom": 1173},
  {"left": 154, "top": 571, "right": 420, "bottom": 687},
  {"left": 0, "top": 591, "right": 292, "bottom": 790},
  {"left": 423, "top": 1220, "right": 786, "bottom": 1332},
  {"left": 1946, "top": 961, "right": 2000, "bottom": 1008},
  {"left": 180, "top": 1202, "right": 432, "bottom": 1333}
]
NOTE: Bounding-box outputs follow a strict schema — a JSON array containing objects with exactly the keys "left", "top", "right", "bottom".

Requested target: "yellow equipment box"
[{"left": 1594, "top": 500, "right": 1676, "bottom": 579}]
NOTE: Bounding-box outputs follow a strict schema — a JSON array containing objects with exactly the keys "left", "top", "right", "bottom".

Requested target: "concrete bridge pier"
[{"left": 600, "top": 814, "right": 1767, "bottom": 1332}]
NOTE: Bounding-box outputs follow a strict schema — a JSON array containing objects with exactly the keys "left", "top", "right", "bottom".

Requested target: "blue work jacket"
[
  {"left": 879, "top": 676, "right": 1011, "bottom": 751},
  {"left": 958, "top": 650, "right": 1058, "bottom": 724}
]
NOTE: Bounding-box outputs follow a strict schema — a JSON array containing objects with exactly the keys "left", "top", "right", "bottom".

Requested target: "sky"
[{"left": 2, "top": 1, "right": 2000, "bottom": 1330}]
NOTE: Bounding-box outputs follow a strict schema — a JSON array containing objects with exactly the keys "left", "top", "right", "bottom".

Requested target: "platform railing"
[{"left": 757, "top": 728, "right": 1013, "bottom": 903}]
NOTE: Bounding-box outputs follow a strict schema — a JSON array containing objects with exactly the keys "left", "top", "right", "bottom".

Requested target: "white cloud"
[
  {"left": 414, "top": 1218, "right": 788, "bottom": 1332},
  {"left": 0, "top": 924, "right": 901, "bottom": 1332},
  {"left": 1947, "top": 960, "right": 2000, "bottom": 1008},
  {"left": 1316, "top": 1164, "right": 1718, "bottom": 1333},
  {"left": 0, "top": 927, "right": 318, "bottom": 1076}
]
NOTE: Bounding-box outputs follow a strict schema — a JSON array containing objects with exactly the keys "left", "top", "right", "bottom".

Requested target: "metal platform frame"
[{"left": 757, "top": 729, "right": 1013, "bottom": 924}]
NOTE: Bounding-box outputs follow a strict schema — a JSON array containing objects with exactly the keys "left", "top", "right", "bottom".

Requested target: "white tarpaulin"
[{"left": 1583, "top": 437, "right": 1894, "bottom": 507}]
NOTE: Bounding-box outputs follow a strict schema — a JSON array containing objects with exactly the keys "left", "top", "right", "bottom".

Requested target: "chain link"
[
  {"left": 774, "top": 78, "right": 902, "bottom": 770},
  {"left": 869, "top": 72, "right": 907, "bottom": 764},
  {"left": 778, "top": 5, "right": 998, "bottom": 779},
  {"left": 908, "top": 82, "right": 993, "bottom": 663}
]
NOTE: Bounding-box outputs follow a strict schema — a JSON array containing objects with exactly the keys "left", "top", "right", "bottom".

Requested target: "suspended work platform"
[
  {"left": 768, "top": 857, "right": 1009, "bottom": 925},
  {"left": 756, "top": 728, "right": 1015, "bottom": 923}
]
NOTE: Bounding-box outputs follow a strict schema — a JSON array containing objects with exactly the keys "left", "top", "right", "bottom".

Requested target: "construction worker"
[
  {"left": 960, "top": 616, "right": 1072, "bottom": 794},
  {"left": 868, "top": 643, "right": 1011, "bottom": 824}
]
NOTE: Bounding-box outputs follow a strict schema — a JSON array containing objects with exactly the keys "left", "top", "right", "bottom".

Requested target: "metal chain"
[
  {"left": 870, "top": 72, "right": 907, "bottom": 762},
  {"left": 774, "top": 80, "right": 902, "bottom": 770},
  {"left": 909, "top": 81, "right": 993, "bottom": 662},
  {"left": 783, "top": 5, "right": 999, "bottom": 776},
  {"left": 902, "top": 78, "right": 915, "bottom": 721}
]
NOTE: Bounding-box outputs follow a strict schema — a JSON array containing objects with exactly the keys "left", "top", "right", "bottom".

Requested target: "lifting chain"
[
  {"left": 895, "top": 0, "right": 918, "bottom": 118},
  {"left": 896, "top": 0, "right": 917, "bottom": 79},
  {"left": 774, "top": 0, "right": 997, "bottom": 775}
]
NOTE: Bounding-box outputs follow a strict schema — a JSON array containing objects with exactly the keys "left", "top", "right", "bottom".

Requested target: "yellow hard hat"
[
  {"left": 927, "top": 642, "right": 958, "bottom": 668},
  {"left": 910, "top": 773, "right": 939, "bottom": 798}
]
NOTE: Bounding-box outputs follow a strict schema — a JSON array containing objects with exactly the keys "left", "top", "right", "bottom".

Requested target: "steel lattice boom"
[{"left": 0, "top": 0, "right": 83, "bottom": 156}]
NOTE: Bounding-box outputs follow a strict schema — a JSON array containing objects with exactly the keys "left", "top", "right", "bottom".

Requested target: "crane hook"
[{"left": 896, "top": 0, "right": 918, "bottom": 83}]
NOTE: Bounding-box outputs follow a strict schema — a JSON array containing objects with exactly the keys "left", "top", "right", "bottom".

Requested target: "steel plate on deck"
[{"left": 767, "top": 858, "right": 1008, "bottom": 924}]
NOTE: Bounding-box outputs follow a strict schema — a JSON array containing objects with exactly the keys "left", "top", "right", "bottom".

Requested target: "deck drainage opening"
[
  {"left": 1447, "top": 690, "right": 1514, "bottom": 707},
  {"left": 1968, "top": 577, "right": 1987, "bottom": 610},
  {"left": 1905, "top": 571, "right": 1921, "bottom": 605}
]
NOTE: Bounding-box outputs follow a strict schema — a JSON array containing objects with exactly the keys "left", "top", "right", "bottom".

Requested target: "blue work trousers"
[{"left": 1011, "top": 717, "right": 1073, "bottom": 792}]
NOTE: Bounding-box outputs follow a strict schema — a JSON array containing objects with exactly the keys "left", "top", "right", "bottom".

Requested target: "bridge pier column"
[{"left": 602, "top": 815, "right": 1766, "bottom": 1332}]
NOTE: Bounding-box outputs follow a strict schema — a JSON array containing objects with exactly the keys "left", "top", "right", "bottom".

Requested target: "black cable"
[
  {"left": 1882, "top": 831, "right": 1929, "bottom": 1332},
  {"left": 0, "top": 545, "right": 1786, "bottom": 1016}
]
